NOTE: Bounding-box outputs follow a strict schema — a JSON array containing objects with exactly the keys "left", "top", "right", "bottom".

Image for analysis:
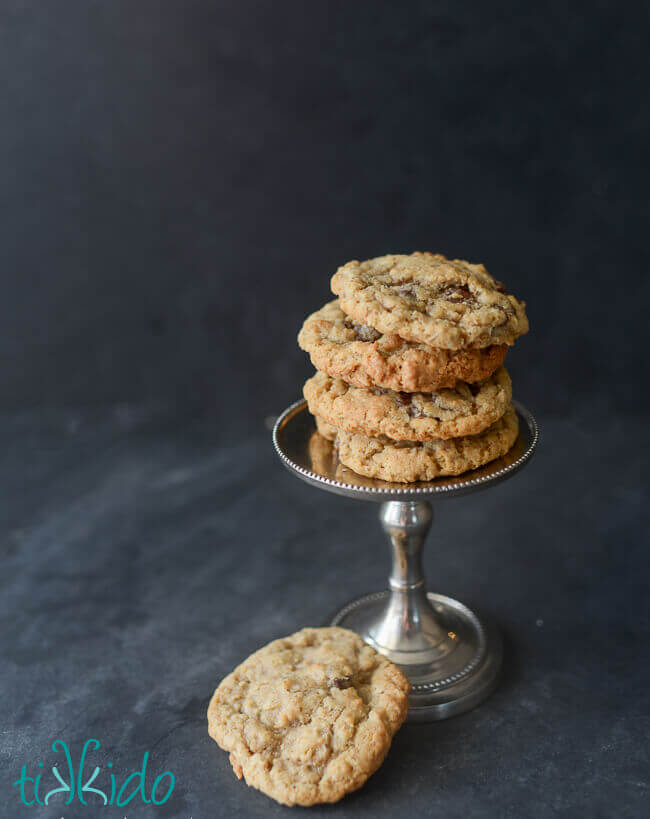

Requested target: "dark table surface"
[{"left": 2, "top": 401, "right": 648, "bottom": 818}]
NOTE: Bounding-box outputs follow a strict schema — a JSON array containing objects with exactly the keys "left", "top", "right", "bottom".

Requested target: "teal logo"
[{"left": 13, "top": 739, "right": 175, "bottom": 807}]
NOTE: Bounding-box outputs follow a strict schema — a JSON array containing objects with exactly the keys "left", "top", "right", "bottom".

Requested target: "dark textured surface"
[
  {"left": 2, "top": 403, "right": 649, "bottom": 817},
  {"left": 1, "top": 0, "right": 649, "bottom": 816},
  {"left": 0, "top": 1, "right": 648, "bottom": 428}
]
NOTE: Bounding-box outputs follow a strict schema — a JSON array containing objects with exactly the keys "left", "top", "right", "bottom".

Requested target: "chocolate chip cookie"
[
  {"left": 331, "top": 253, "right": 528, "bottom": 349},
  {"left": 304, "top": 366, "right": 512, "bottom": 441},
  {"left": 332, "top": 404, "right": 519, "bottom": 482},
  {"left": 314, "top": 414, "right": 337, "bottom": 441},
  {"left": 207, "top": 627, "right": 410, "bottom": 806},
  {"left": 298, "top": 300, "right": 508, "bottom": 392}
]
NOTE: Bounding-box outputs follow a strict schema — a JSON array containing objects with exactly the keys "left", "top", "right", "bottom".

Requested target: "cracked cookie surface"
[
  {"left": 331, "top": 253, "right": 528, "bottom": 349},
  {"left": 304, "top": 367, "right": 511, "bottom": 441},
  {"left": 207, "top": 627, "right": 410, "bottom": 806},
  {"left": 298, "top": 300, "right": 508, "bottom": 391},
  {"left": 332, "top": 404, "right": 519, "bottom": 482}
]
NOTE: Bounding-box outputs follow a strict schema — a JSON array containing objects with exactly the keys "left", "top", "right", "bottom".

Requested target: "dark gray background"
[
  {"left": 1, "top": 0, "right": 648, "bottom": 426},
  {"left": 1, "top": 2, "right": 649, "bottom": 818}
]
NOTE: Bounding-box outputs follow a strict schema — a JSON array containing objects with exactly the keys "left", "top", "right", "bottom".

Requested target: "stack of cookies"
[{"left": 299, "top": 252, "right": 529, "bottom": 483}]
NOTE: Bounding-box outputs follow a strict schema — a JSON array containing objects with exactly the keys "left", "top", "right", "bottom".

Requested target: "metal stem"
[{"left": 365, "top": 500, "right": 457, "bottom": 666}]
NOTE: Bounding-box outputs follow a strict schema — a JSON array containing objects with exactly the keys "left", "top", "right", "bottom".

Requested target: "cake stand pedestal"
[{"left": 272, "top": 400, "right": 538, "bottom": 722}]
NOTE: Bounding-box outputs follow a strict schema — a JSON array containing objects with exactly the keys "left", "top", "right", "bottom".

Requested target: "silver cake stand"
[{"left": 272, "top": 399, "right": 538, "bottom": 722}]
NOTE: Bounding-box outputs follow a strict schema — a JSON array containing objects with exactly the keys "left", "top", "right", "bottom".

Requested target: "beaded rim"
[
  {"left": 329, "top": 591, "right": 486, "bottom": 693},
  {"left": 272, "top": 398, "right": 538, "bottom": 498}
]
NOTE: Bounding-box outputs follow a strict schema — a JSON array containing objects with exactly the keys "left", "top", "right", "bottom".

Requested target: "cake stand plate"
[{"left": 272, "top": 400, "right": 538, "bottom": 721}]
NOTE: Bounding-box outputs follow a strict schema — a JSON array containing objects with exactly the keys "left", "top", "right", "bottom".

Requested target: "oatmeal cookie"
[
  {"left": 333, "top": 404, "right": 519, "bottom": 483},
  {"left": 207, "top": 627, "right": 410, "bottom": 806},
  {"left": 331, "top": 253, "right": 528, "bottom": 349},
  {"left": 304, "top": 367, "right": 512, "bottom": 441},
  {"left": 314, "top": 414, "right": 337, "bottom": 441},
  {"left": 298, "top": 300, "right": 508, "bottom": 391}
]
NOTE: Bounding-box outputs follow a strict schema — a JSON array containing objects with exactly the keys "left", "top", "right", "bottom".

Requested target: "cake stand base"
[
  {"left": 329, "top": 591, "right": 502, "bottom": 721},
  {"left": 273, "top": 399, "right": 537, "bottom": 723}
]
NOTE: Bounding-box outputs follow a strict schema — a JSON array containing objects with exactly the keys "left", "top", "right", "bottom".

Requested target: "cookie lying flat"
[
  {"left": 207, "top": 627, "right": 410, "bottom": 806},
  {"left": 304, "top": 367, "right": 512, "bottom": 441},
  {"left": 307, "top": 426, "right": 405, "bottom": 490},
  {"left": 331, "top": 253, "right": 528, "bottom": 350},
  {"left": 298, "top": 300, "right": 508, "bottom": 392},
  {"left": 331, "top": 404, "right": 519, "bottom": 483}
]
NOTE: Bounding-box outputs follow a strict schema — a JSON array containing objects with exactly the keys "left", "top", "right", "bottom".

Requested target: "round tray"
[{"left": 273, "top": 399, "right": 538, "bottom": 501}]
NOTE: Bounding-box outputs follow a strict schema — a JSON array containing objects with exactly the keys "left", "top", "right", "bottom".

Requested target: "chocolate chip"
[
  {"left": 492, "top": 304, "right": 511, "bottom": 324},
  {"left": 408, "top": 404, "right": 424, "bottom": 418},
  {"left": 332, "top": 677, "right": 352, "bottom": 689},
  {"left": 343, "top": 318, "right": 381, "bottom": 342},
  {"left": 439, "top": 285, "right": 474, "bottom": 304}
]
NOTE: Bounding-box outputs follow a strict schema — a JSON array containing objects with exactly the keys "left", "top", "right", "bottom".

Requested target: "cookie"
[
  {"left": 298, "top": 300, "right": 508, "bottom": 391},
  {"left": 331, "top": 404, "right": 519, "bottom": 483},
  {"left": 207, "top": 627, "right": 410, "bottom": 806},
  {"left": 304, "top": 366, "right": 512, "bottom": 441},
  {"left": 331, "top": 253, "right": 528, "bottom": 349},
  {"left": 314, "top": 414, "right": 337, "bottom": 441}
]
